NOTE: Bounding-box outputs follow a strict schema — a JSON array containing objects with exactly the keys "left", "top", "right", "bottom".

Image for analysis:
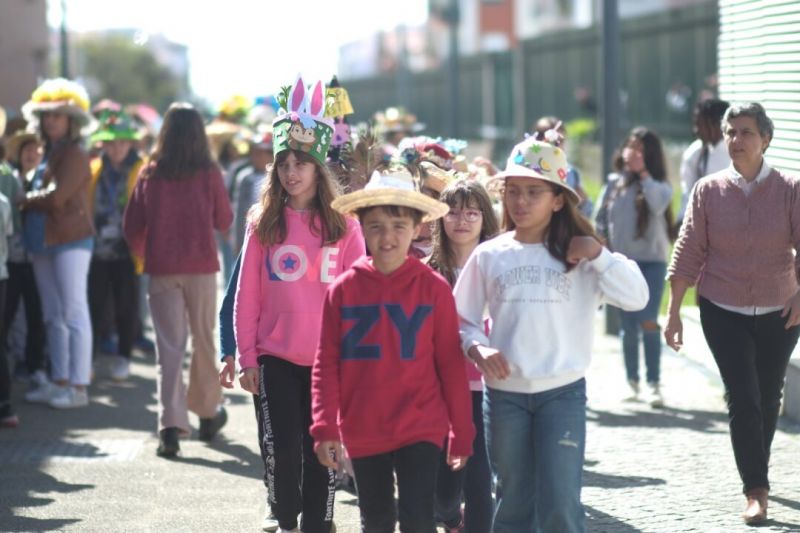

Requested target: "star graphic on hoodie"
[{"left": 282, "top": 256, "right": 298, "bottom": 271}]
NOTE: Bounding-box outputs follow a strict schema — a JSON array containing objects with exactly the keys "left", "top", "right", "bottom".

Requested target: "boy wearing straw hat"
[{"left": 310, "top": 167, "right": 474, "bottom": 532}]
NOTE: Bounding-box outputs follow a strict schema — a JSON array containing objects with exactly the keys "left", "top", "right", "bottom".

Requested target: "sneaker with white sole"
[
  {"left": 25, "top": 381, "right": 64, "bottom": 404},
  {"left": 262, "top": 508, "right": 279, "bottom": 532},
  {"left": 109, "top": 356, "right": 130, "bottom": 381},
  {"left": 30, "top": 369, "right": 49, "bottom": 387},
  {"left": 646, "top": 382, "right": 664, "bottom": 408},
  {"left": 49, "top": 387, "right": 89, "bottom": 409}
]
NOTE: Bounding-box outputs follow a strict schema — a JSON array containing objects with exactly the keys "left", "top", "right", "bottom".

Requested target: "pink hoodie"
[{"left": 235, "top": 207, "right": 365, "bottom": 369}]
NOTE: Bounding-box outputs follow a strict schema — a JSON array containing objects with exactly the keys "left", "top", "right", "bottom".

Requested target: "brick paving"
[{"left": 1, "top": 310, "right": 799, "bottom": 532}]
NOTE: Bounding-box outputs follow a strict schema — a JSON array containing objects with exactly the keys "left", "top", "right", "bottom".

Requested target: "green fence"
[{"left": 343, "top": 1, "right": 718, "bottom": 153}]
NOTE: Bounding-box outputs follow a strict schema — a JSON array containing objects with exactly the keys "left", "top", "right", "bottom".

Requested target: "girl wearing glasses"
[{"left": 427, "top": 179, "right": 499, "bottom": 532}]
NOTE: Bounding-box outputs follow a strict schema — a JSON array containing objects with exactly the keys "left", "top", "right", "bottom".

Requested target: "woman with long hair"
[{"left": 124, "top": 102, "right": 233, "bottom": 457}]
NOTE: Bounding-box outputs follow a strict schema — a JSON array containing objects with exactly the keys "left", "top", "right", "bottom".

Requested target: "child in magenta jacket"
[
  {"left": 234, "top": 78, "right": 365, "bottom": 533},
  {"left": 311, "top": 167, "right": 474, "bottom": 532}
]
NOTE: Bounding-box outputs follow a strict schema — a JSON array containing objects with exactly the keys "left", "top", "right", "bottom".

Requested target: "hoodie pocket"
[{"left": 263, "top": 312, "right": 320, "bottom": 358}]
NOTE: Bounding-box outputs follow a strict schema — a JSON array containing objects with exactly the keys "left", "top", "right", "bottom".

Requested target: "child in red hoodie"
[{"left": 311, "top": 166, "right": 475, "bottom": 532}]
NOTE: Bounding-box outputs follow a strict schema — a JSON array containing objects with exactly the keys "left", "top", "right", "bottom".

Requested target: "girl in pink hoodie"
[{"left": 234, "top": 77, "right": 365, "bottom": 533}]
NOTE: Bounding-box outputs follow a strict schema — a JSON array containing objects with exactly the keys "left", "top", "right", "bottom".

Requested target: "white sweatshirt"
[{"left": 454, "top": 232, "right": 649, "bottom": 394}]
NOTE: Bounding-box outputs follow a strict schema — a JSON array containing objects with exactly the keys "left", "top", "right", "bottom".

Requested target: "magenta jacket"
[{"left": 123, "top": 163, "right": 233, "bottom": 275}]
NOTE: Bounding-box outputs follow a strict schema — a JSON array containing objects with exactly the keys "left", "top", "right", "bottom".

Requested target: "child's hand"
[
  {"left": 238, "top": 367, "right": 260, "bottom": 395},
  {"left": 447, "top": 454, "right": 469, "bottom": 471},
  {"left": 468, "top": 345, "right": 510, "bottom": 380},
  {"left": 315, "top": 440, "right": 343, "bottom": 470},
  {"left": 219, "top": 355, "right": 236, "bottom": 389},
  {"left": 566, "top": 236, "right": 602, "bottom": 264}
]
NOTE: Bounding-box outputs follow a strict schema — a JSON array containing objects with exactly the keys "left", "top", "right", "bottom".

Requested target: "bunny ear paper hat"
[{"left": 272, "top": 76, "right": 334, "bottom": 165}]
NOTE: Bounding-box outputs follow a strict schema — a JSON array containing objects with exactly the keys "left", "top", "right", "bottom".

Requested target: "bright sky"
[{"left": 48, "top": 0, "right": 428, "bottom": 107}]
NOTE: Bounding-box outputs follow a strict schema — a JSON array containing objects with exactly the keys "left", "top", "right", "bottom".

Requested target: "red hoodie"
[{"left": 311, "top": 256, "right": 475, "bottom": 459}]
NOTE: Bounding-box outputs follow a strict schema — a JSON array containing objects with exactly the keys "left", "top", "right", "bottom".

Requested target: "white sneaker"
[
  {"left": 30, "top": 370, "right": 49, "bottom": 387},
  {"left": 262, "top": 507, "right": 279, "bottom": 532},
  {"left": 625, "top": 379, "right": 640, "bottom": 401},
  {"left": 646, "top": 382, "right": 664, "bottom": 408},
  {"left": 25, "top": 381, "right": 64, "bottom": 404},
  {"left": 49, "top": 387, "right": 89, "bottom": 409},
  {"left": 109, "top": 356, "right": 130, "bottom": 381}
]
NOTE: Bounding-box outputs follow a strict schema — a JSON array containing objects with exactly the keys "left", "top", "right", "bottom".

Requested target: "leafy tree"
[{"left": 75, "top": 35, "right": 182, "bottom": 111}]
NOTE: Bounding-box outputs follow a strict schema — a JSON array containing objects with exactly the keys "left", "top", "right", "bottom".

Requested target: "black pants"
[
  {"left": 699, "top": 297, "right": 800, "bottom": 492},
  {"left": 258, "top": 355, "right": 335, "bottom": 533},
  {"left": 351, "top": 441, "right": 440, "bottom": 533},
  {"left": 88, "top": 258, "right": 138, "bottom": 358},
  {"left": 0, "top": 281, "right": 10, "bottom": 404},
  {"left": 435, "top": 391, "right": 494, "bottom": 533},
  {"left": 252, "top": 392, "right": 278, "bottom": 515},
  {"left": 4, "top": 262, "right": 45, "bottom": 374}
]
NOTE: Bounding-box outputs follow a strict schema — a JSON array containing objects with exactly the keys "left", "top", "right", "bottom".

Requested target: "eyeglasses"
[{"left": 444, "top": 209, "right": 482, "bottom": 223}]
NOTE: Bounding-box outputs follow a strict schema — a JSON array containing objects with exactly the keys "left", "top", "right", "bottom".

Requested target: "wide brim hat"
[
  {"left": 90, "top": 108, "right": 142, "bottom": 143},
  {"left": 21, "top": 78, "right": 95, "bottom": 131},
  {"left": 5, "top": 130, "right": 40, "bottom": 165},
  {"left": 332, "top": 167, "right": 450, "bottom": 223},
  {"left": 205, "top": 119, "right": 249, "bottom": 160},
  {"left": 491, "top": 137, "right": 580, "bottom": 202}
]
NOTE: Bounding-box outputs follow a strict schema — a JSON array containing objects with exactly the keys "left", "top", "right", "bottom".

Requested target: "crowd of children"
[{"left": 8, "top": 72, "right": 767, "bottom": 532}]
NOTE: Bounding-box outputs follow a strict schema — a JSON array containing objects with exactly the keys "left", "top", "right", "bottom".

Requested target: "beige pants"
[{"left": 148, "top": 273, "right": 222, "bottom": 433}]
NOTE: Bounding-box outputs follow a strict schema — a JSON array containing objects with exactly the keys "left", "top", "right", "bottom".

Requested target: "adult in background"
[
  {"left": 677, "top": 99, "right": 730, "bottom": 224},
  {"left": 665, "top": 102, "right": 800, "bottom": 525},
  {"left": 19, "top": 78, "right": 95, "bottom": 410},
  {"left": 87, "top": 108, "right": 146, "bottom": 381},
  {"left": 597, "top": 127, "right": 673, "bottom": 407},
  {"left": 124, "top": 103, "right": 233, "bottom": 457}
]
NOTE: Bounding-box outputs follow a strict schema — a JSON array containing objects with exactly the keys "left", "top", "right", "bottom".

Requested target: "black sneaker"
[
  {"left": 198, "top": 406, "right": 227, "bottom": 441},
  {"left": 0, "top": 403, "right": 19, "bottom": 428},
  {"left": 157, "top": 427, "right": 180, "bottom": 458}
]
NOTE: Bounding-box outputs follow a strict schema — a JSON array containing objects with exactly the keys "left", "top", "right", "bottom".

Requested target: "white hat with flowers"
[
  {"left": 492, "top": 136, "right": 579, "bottom": 202},
  {"left": 21, "top": 78, "right": 94, "bottom": 131}
]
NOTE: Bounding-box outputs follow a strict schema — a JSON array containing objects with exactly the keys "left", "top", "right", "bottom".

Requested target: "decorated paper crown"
[
  {"left": 327, "top": 76, "right": 354, "bottom": 151},
  {"left": 272, "top": 76, "right": 334, "bottom": 165},
  {"left": 21, "top": 77, "right": 93, "bottom": 129},
  {"left": 491, "top": 137, "right": 579, "bottom": 202},
  {"left": 331, "top": 166, "right": 450, "bottom": 223},
  {"left": 90, "top": 108, "right": 142, "bottom": 143},
  {"left": 397, "top": 136, "right": 469, "bottom": 193}
]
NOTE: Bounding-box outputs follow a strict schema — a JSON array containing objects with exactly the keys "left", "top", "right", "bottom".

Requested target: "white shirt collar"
[{"left": 728, "top": 159, "right": 771, "bottom": 184}]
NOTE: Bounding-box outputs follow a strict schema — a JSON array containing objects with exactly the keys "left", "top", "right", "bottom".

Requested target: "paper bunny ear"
[
  {"left": 308, "top": 81, "right": 325, "bottom": 119},
  {"left": 288, "top": 76, "right": 307, "bottom": 113}
]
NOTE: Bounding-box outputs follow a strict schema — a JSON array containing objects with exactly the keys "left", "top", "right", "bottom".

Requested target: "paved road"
[{"left": 2, "top": 309, "right": 799, "bottom": 532}]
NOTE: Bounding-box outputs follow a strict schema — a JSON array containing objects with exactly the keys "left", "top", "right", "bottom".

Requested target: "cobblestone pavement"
[{"left": 1, "top": 310, "right": 798, "bottom": 532}]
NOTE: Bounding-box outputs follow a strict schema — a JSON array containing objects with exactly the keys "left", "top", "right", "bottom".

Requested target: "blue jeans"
[
  {"left": 620, "top": 261, "right": 666, "bottom": 384},
  {"left": 485, "top": 379, "right": 587, "bottom": 533}
]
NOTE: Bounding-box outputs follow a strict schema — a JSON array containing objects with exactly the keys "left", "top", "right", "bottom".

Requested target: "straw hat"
[
  {"left": 332, "top": 167, "right": 449, "bottom": 223},
  {"left": 5, "top": 130, "right": 40, "bottom": 166},
  {"left": 491, "top": 137, "right": 579, "bottom": 202},
  {"left": 21, "top": 78, "right": 94, "bottom": 129}
]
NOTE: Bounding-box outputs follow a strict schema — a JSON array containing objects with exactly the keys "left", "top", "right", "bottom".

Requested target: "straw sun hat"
[{"left": 332, "top": 167, "right": 449, "bottom": 223}]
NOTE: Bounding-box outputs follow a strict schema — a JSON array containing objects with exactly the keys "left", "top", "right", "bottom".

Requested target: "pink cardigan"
[{"left": 668, "top": 168, "right": 800, "bottom": 306}]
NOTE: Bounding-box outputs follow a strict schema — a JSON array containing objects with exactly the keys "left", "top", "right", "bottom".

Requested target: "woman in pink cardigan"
[{"left": 665, "top": 102, "right": 800, "bottom": 525}]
